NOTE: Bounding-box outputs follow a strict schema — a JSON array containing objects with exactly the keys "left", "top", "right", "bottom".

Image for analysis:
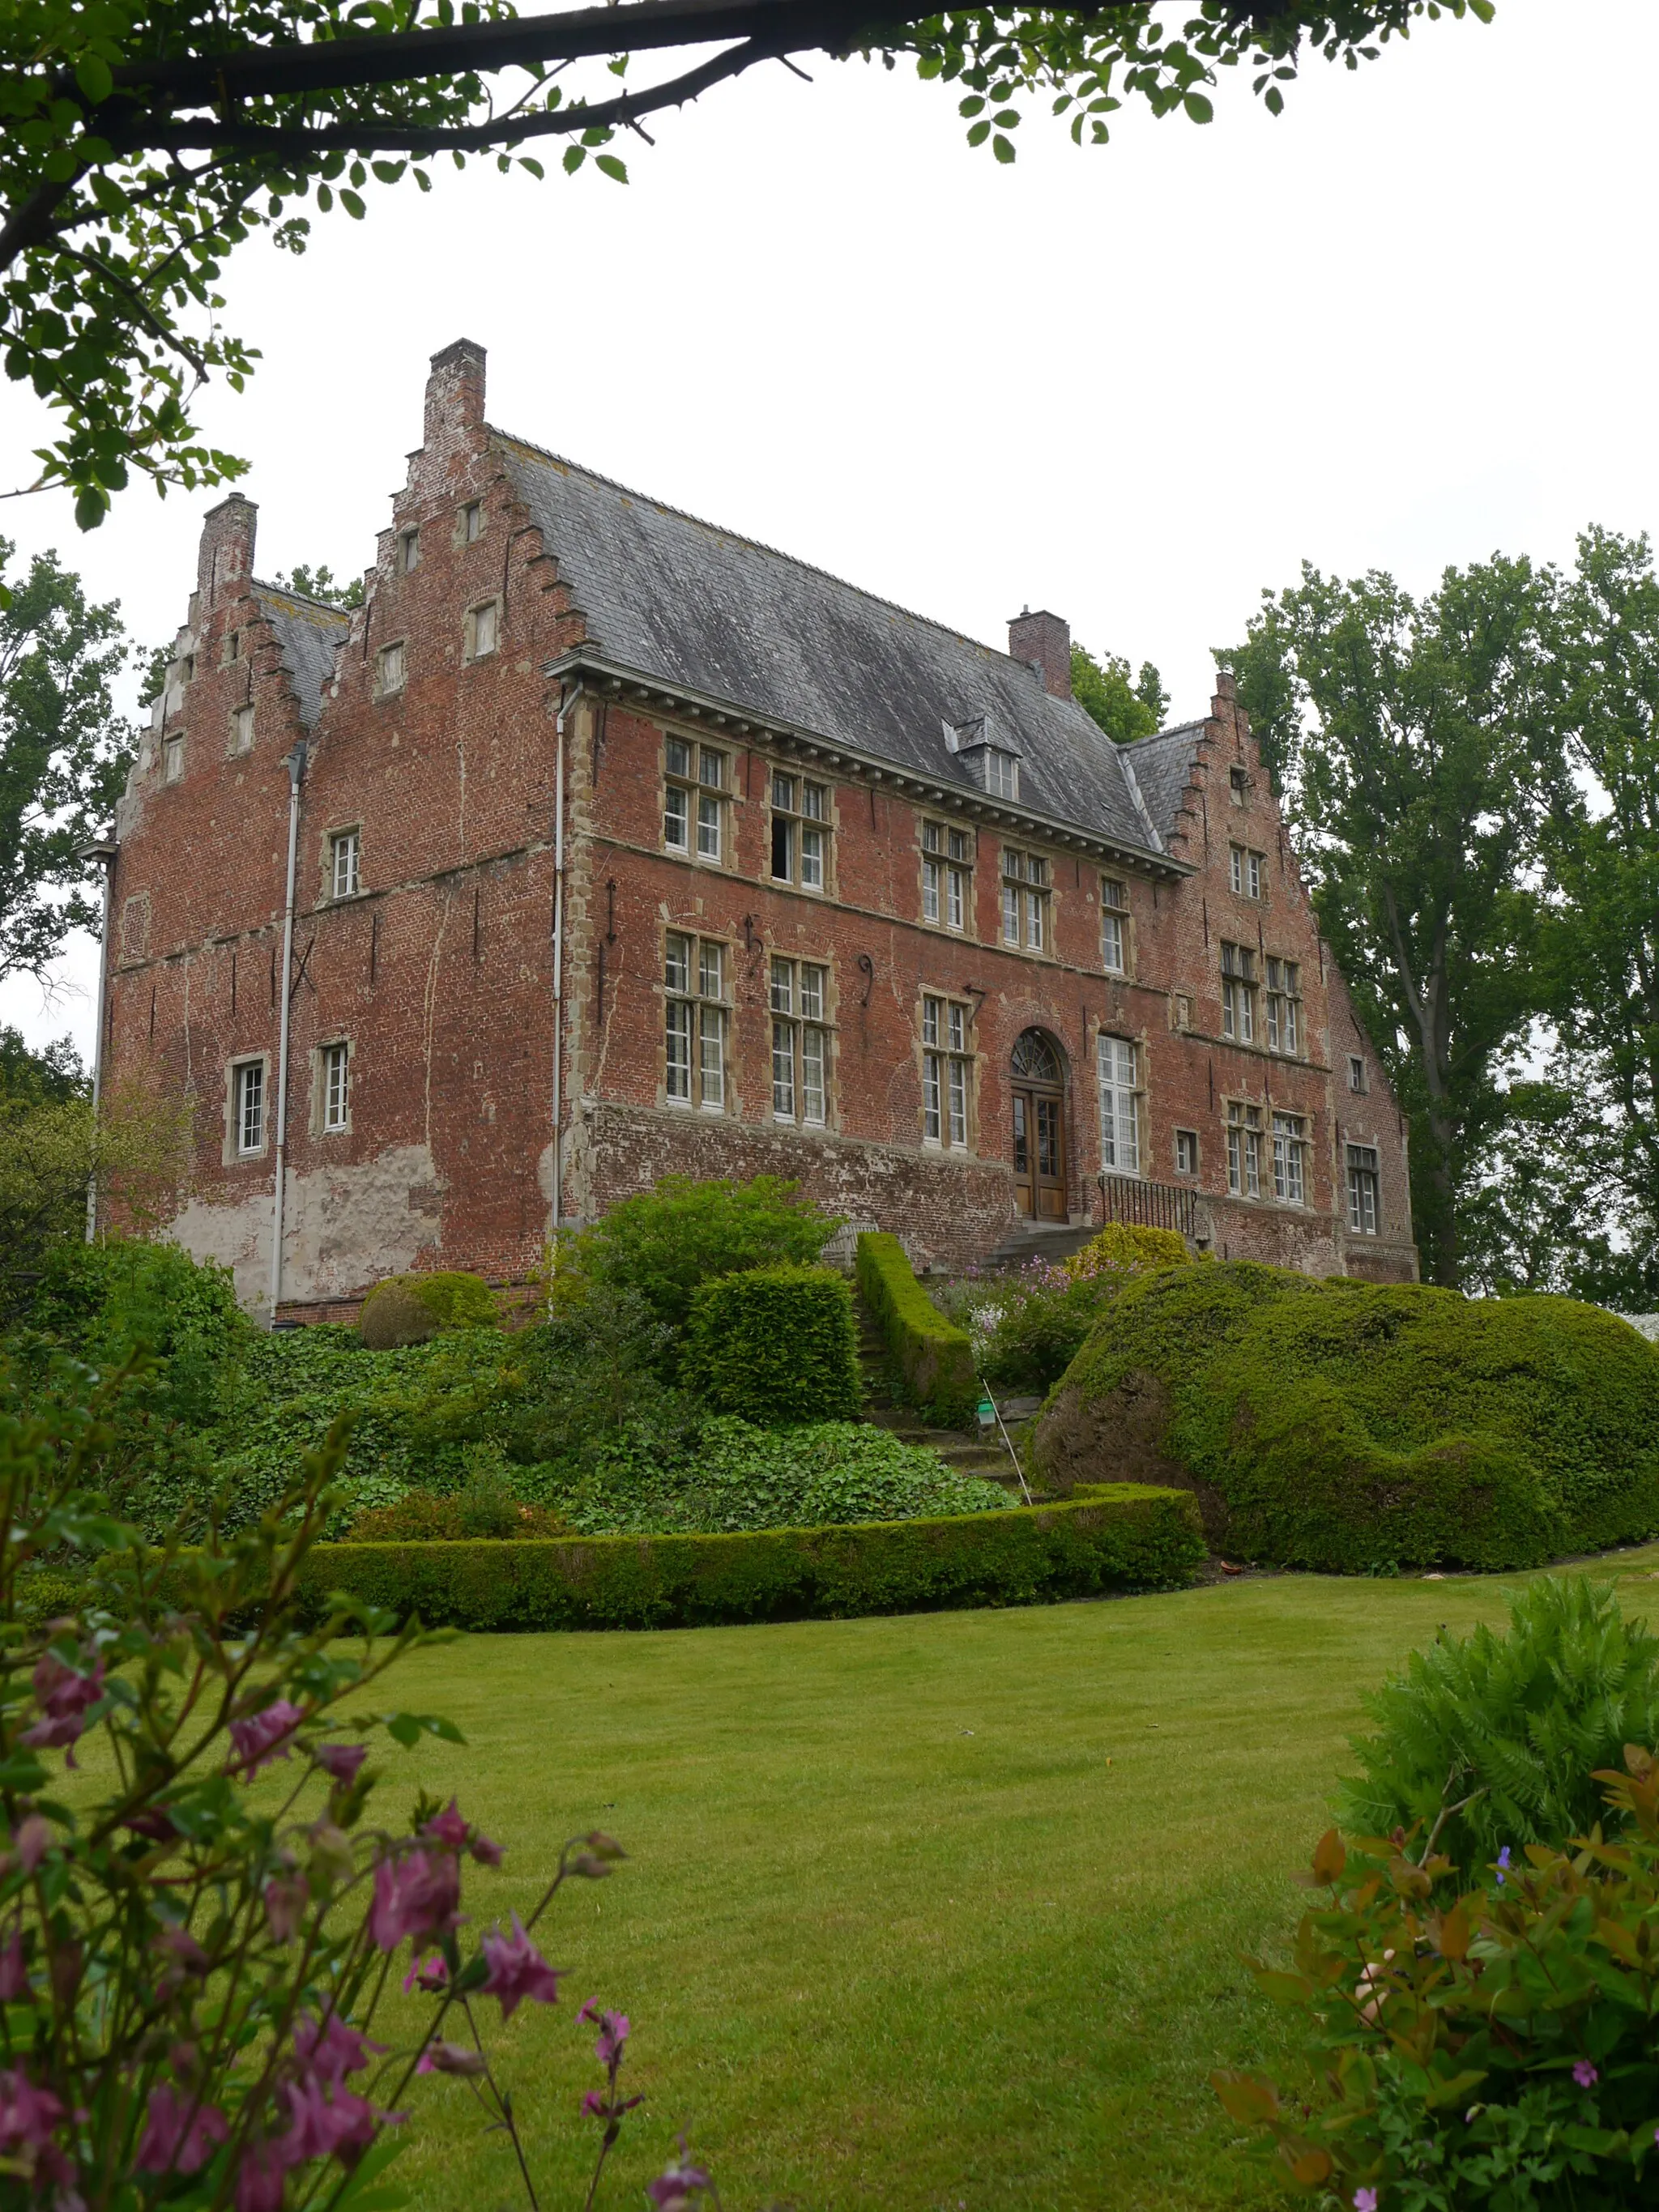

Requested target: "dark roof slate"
[
  {"left": 1119, "top": 722, "right": 1204, "bottom": 846},
  {"left": 254, "top": 586, "right": 349, "bottom": 729},
  {"left": 495, "top": 433, "right": 1166, "bottom": 859}
]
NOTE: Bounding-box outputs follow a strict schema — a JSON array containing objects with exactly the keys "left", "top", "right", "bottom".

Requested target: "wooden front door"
[{"left": 1010, "top": 1030, "right": 1067, "bottom": 1220}]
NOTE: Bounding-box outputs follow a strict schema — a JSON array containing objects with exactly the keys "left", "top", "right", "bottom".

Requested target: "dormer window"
[{"left": 983, "top": 747, "right": 1019, "bottom": 799}]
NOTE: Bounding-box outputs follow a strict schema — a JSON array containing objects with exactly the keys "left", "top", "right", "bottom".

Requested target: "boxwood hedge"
[
  {"left": 293, "top": 1483, "right": 1203, "bottom": 1631},
  {"left": 855, "top": 1232, "right": 976, "bottom": 1426},
  {"left": 683, "top": 1264, "right": 862, "bottom": 1423},
  {"left": 1033, "top": 1261, "right": 1659, "bottom": 1573}
]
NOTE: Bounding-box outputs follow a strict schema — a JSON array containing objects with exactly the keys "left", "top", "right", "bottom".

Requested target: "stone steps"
[{"left": 984, "top": 1221, "right": 1099, "bottom": 1271}]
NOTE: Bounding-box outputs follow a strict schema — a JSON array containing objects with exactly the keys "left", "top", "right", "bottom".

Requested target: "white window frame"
[
  {"left": 770, "top": 956, "right": 833, "bottom": 1127},
  {"left": 1097, "top": 1034, "right": 1141, "bottom": 1176},
  {"left": 1265, "top": 958, "right": 1302, "bottom": 1057},
  {"left": 1226, "top": 1101, "right": 1263, "bottom": 1199},
  {"left": 1229, "top": 843, "right": 1265, "bottom": 899},
  {"left": 1347, "top": 1144, "right": 1380, "bottom": 1235},
  {"left": 329, "top": 828, "right": 361, "bottom": 901},
  {"left": 663, "top": 737, "right": 727, "bottom": 864},
  {"left": 921, "top": 820, "right": 973, "bottom": 933},
  {"left": 770, "top": 770, "right": 831, "bottom": 892},
  {"left": 321, "top": 1040, "right": 351, "bottom": 1134},
  {"left": 983, "top": 748, "right": 1019, "bottom": 799},
  {"left": 1101, "top": 876, "right": 1128, "bottom": 974},
  {"left": 1001, "top": 846, "right": 1051, "bottom": 952},
  {"left": 1221, "top": 943, "right": 1256, "bottom": 1043},
  {"left": 376, "top": 640, "right": 407, "bottom": 697},
  {"left": 921, "top": 994, "right": 972, "bottom": 1149},
  {"left": 1271, "top": 1112, "right": 1307, "bottom": 1206},
  {"left": 1174, "top": 1128, "right": 1199, "bottom": 1177},
  {"left": 664, "top": 932, "right": 728, "bottom": 1111},
  {"left": 1348, "top": 1055, "right": 1368, "bottom": 1094},
  {"left": 232, "top": 1059, "right": 266, "bottom": 1157}
]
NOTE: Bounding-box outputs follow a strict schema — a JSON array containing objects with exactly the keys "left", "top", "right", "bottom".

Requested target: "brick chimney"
[
  {"left": 424, "top": 337, "right": 487, "bottom": 445},
  {"left": 1008, "top": 607, "right": 1071, "bottom": 700},
  {"left": 195, "top": 492, "right": 257, "bottom": 612}
]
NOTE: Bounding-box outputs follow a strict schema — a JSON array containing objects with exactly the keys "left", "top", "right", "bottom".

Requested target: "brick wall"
[{"left": 99, "top": 343, "right": 1417, "bottom": 1310}]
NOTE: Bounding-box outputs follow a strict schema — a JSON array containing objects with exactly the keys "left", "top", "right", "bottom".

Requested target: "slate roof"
[
  {"left": 1118, "top": 722, "right": 1205, "bottom": 847},
  {"left": 254, "top": 586, "right": 350, "bottom": 729},
  {"left": 495, "top": 433, "right": 1172, "bottom": 862}
]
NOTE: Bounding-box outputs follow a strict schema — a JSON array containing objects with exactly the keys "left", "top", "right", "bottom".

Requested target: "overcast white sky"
[{"left": 5, "top": 0, "right": 1656, "bottom": 1058}]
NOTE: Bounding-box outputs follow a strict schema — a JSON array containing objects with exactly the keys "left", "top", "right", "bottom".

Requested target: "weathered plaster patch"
[{"left": 168, "top": 1143, "right": 445, "bottom": 1310}]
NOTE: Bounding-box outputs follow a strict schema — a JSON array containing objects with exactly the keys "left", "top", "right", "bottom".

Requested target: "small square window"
[
  {"left": 377, "top": 641, "right": 406, "bottom": 697},
  {"left": 223, "top": 629, "right": 241, "bottom": 664},
  {"left": 162, "top": 735, "right": 184, "bottom": 784},
  {"left": 468, "top": 600, "right": 498, "bottom": 659},
  {"left": 461, "top": 501, "right": 483, "bottom": 543},
  {"left": 1229, "top": 765, "right": 1250, "bottom": 804},
  {"left": 1348, "top": 1055, "right": 1367, "bottom": 1094},
  {"left": 330, "top": 829, "right": 360, "bottom": 901},
  {"left": 230, "top": 704, "right": 254, "bottom": 757},
  {"left": 399, "top": 527, "right": 420, "bottom": 574},
  {"left": 1175, "top": 1128, "right": 1199, "bottom": 1177}
]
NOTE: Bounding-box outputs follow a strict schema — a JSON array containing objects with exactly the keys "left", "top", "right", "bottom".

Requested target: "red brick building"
[{"left": 96, "top": 340, "right": 1417, "bottom": 1314}]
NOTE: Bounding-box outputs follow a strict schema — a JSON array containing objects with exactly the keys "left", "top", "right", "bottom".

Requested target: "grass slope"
[{"left": 368, "top": 1553, "right": 1659, "bottom": 2212}]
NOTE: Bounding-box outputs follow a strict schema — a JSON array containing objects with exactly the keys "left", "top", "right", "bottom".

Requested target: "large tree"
[
  {"left": 0, "top": 538, "right": 133, "bottom": 989},
  {"left": 1219, "top": 553, "right": 1564, "bottom": 1288},
  {"left": 0, "top": 2, "right": 1492, "bottom": 527}
]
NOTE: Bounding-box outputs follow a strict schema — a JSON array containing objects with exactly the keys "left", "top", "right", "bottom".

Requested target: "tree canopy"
[
  {"left": 1, "top": 2, "right": 1492, "bottom": 526},
  {"left": 1071, "top": 642, "right": 1168, "bottom": 744}
]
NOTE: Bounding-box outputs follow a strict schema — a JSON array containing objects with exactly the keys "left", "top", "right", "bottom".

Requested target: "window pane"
[
  {"left": 803, "top": 1027, "right": 826, "bottom": 1124},
  {"left": 664, "top": 785, "right": 689, "bottom": 850},
  {"left": 800, "top": 965, "right": 825, "bottom": 1021},
  {"left": 324, "top": 1045, "right": 348, "bottom": 1130},
  {"left": 472, "top": 601, "right": 497, "bottom": 656},
  {"left": 772, "top": 770, "right": 795, "bottom": 812},
  {"left": 664, "top": 933, "right": 690, "bottom": 993},
  {"left": 770, "top": 957, "right": 793, "bottom": 1015},
  {"left": 923, "top": 821, "right": 942, "bottom": 854},
  {"left": 771, "top": 815, "right": 793, "bottom": 881},
  {"left": 1003, "top": 849, "right": 1024, "bottom": 882},
  {"left": 948, "top": 1057, "right": 967, "bottom": 1146},
  {"left": 700, "top": 1006, "right": 724, "bottom": 1109},
  {"left": 1026, "top": 891, "right": 1044, "bottom": 950},
  {"left": 946, "top": 1004, "right": 965, "bottom": 1053},
  {"left": 1285, "top": 1000, "right": 1299, "bottom": 1055},
  {"left": 1230, "top": 846, "right": 1242, "bottom": 893},
  {"left": 238, "top": 1063, "right": 263, "bottom": 1153},
  {"left": 947, "top": 868, "right": 965, "bottom": 931},
  {"left": 1002, "top": 884, "right": 1019, "bottom": 944},
  {"left": 772, "top": 1019, "right": 795, "bottom": 1118},
  {"left": 699, "top": 941, "right": 723, "bottom": 999},
  {"left": 923, "top": 1052, "right": 941, "bottom": 1142},
  {"left": 699, "top": 749, "right": 724, "bottom": 790},
  {"left": 949, "top": 829, "right": 970, "bottom": 862},
  {"left": 697, "top": 793, "right": 721, "bottom": 859},
  {"left": 923, "top": 859, "right": 940, "bottom": 922},
  {"left": 921, "top": 996, "right": 940, "bottom": 1047},
  {"left": 800, "top": 826, "right": 823, "bottom": 889},
  {"left": 666, "top": 1002, "right": 692, "bottom": 1100},
  {"left": 666, "top": 738, "right": 690, "bottom": 779},
  {"left": 1244, "top": 1132, "right": 1260, "bottom": 1198},
  {"left": 1102, "top": 913, "right": 1124, "bottom": 973},
  {"left": 803, "top": 782, "right": 826, "bottom": 821}
]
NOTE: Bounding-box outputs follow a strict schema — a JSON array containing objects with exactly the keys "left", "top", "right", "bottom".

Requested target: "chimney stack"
[
  {"left": 195, "top": 492, "right": 258, "bottom": 612},
  {"left": 424, "top": 337, "right": 488, "bottom": 447},
  {"left": 1008, "top": 607, "right": 1071, "bottom": 700}
]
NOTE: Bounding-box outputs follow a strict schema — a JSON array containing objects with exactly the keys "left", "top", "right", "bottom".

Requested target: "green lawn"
[{"left": 369, "top": 1549, "right": 1659, "bottom": 2212}]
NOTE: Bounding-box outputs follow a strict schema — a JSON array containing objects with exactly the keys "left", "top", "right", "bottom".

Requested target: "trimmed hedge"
[
  {"left": 683, "top": 1264, "right": 862, "bottom": 1422},
  {"left": 294, "top": 1483, "right": 1204, "bottom": 1631},
  {"left": 360, "top": 1271, "right": 496, "bottom": 1349},
  {"left": 855, "top": 1232, "right": 976, "bottom": 1427},
  {"left": 1034, "top": 1260, "right": 1659, "bottom": 1573}
]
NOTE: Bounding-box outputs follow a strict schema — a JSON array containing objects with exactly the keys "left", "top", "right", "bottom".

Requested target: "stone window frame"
[
  {"left": 222, "top": 629, "right": 242, "bottom": 666},
  {"left": 326, "top": 825, "right": 363, "bottom": 903},
  {"left": 661, "top": 733, "right": 730, "bottom": 870},
  {"left": 1228, "top": 842, "right": 1265, "bottom": 900},
  {"left": 768, "top": 953, "right": 835, "bottom": 1129},
  {"left": 376, "top": 639, "right": 407, "bottom": 698},
  {"left": 1174, "top": 1127, "right": 1200, "bottom": 1178},
  {"left": 161, "top": 734, "right": 185, "bottom": 785},
  {"left": 228, "top": 701, "right": 255, "bottom": 758},
  {"left": 313, "top": 1037, "right": 352, "bottom": 1137},
  {"left": 768, "top": 766, "right": 834, "bottom": 896},
  {"left": 224, "top": 1054, "right": 271, "bottom": 1165},
  {"left": 919, "top": 989, "right": 975, "bottom": 1152},
  {"left": 1347, "top": 1053, "right": 1368, "bottom": 1095},
  {"left": 398, "top": 526, "right": 421, "bottom": 574},
  {"left": 1228, "top": 764, "right": 1251, "bottom": 807},
  {"left": 1220, "top": 940, "right": 1257, "bottom": 1044},
  {"left": 457, "top": 501, "right": 484, "bottom": 547},
  {"left": 1099, "top": 875, "right": 1131, "bottom": 976},
  {"left": 463, "top": 596, "right": 501, "bottom": 663},
  {"left": 1347, "top": 1142, "right": 1381, "bottom": 1235},
  {"left": 919, "top": 816, "right": 975, "bottom": 936},
  {"left": 662, "top": 928, "right": 731, "bottom": 1114},
  {"left": 1265, "top": 955, "right": 1303, "bottom": 1057},
  {"left": 1271, "top": 1110, "right": 1309, "bottom": 1207},
  {"left": 1000, "top": 844, "right": 1053, "bottom": 955},
  {"left": 1097, "top": 1031, "right": 1141, "bottom": 1178},
  {"left": 1225, "top": 1097, "right": 1265, "bottom": 1200}
]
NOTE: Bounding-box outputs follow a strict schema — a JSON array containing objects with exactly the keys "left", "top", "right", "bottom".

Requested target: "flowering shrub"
[
  {"left": 0, "top": 1361, "right": 712, "bottom": 2210},
  {"left": 1214, "top": 1748, "right": 1659, "bottom": 2210}
]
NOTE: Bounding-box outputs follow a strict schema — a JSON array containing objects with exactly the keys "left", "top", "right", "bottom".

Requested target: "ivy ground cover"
[{"left": 343, "top": 1546, "right": 1659, "bottom": 2212}]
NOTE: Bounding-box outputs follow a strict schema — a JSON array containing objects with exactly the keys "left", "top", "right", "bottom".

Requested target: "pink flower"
[
  {"left": 422, "top": 1798, "right": 503, "bottom": 1865},
  {"left": 416, "top": 2042, "right": 486, "bottom": 2078},
  {"left": 13, "top": 1816, "right": 52, "bottom": 1873},
  {"left": 0, "top": 1931, "right": 27, "bottom": 2001},
  {"left": 1353, "top": 2193, "right": 1379, "bottom": 2212},
  {"left": 401, "top": 1952, "right": 449, "bottom": 1996},
  {"left": 582, "top": 2090, "right": 606, "bottom": 2116},
  {"left": 648, "top": 2149, "right": 714, "bottom": 2210},
  {"left": 228, "top": 1700, "right": 304, "bottom": 1779},
  {"left": 292, "top": 2014, "right": 381, "bottom": 2086},
  {"left": 235, "top": 2144, "right": 286, "bottom": 2212},
  {"left": 480, "top": 1914, "right": 563, "bottom": 2021},
  {"left": 577, "top": 1999, "right": 630, "bottom": 2065},
  {"left": 135, "top": 2084, "right": 228, "bottom": 2176},
  {"left": 367, "top": 1850, "right": 460, "bottom": 1953},
  {"left": 1572, "top": 2059, "right": 1598, "bottom": 2088},
  {"left": 314, "top": 1744, "right": 367, "bottom": 1786},
  {"left": 0, "top": 2067, "right": 70, "bottom": 2187},
  {"left": 280, "top": 2080, "right": 399, "bottom": 2168},
  {"left": 263, "top": 1873, "right": 309, "bottom": 1944},
  {"left": 23, "top": 1649, "right": 104, "bottom": 1764}
]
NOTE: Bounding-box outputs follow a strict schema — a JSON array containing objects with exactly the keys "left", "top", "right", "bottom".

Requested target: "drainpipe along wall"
[
  {"left": 81, "top": 837, "right": 117, "bottom": 1242},
  {"left": 268, "top": 740, "right": 307, "bottom": 1323},
  {"left": 548, "top": 681, "right": 583, "bottom": 1279}
]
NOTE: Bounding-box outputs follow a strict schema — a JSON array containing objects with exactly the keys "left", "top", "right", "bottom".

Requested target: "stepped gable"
[
  {"left": 251, "top": 586, "right": 349, "bottom": 728},
  {"left": 494, "top": 431, "right": 1163, "bottom": 860},
  {"left": 1118, "top": 722, "right": 1207, "bottom": 846}
]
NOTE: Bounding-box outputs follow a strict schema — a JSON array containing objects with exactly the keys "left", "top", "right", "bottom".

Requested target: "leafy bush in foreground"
[
  {"left": 1034, "top": 1262, "right": 1659, "bottom": 1571},
  {"left": 1337, "top": 1576, "right": 1659, "bottom": 1869},
  {"left": 972, "top": 1224, "right": 1197, "bottom": 1392},
  {"left": 684, "top": 1264, "right": 862, "bottom": 1423},
  {"left": 359, "top": 1267, "right": 498, "bottom": 1347},
  {"left": 1217, "top": 1750, "right": 1659, "bottom": 2210}
]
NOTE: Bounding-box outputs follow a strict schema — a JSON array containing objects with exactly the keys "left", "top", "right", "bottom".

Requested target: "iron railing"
[{"left": 1098, "top": 1171, "right": 1196, "bottom": 1238}]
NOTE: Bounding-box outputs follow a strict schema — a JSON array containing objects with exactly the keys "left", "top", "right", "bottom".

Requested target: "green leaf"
[
  {"left": 562, "top": 145, "right": 586, "bottom": 174},
  {"left": 339, "top": 190, "right": 366, "bottom": 220},
  {"left": 595, "top": 154, "right": 628, "bottom": 184},
  {"left": 1183, "top": 92, "right": 1214, "bottom": 123},
  {"left": 966, "top": 119, "right": 990, "bottom": 147},
  {"left": 992, "top": 134, "right": 1015, "bottom": 164},
  {"left": 74, "top": 56, "right": 113, "bottom": 105},
  {"left": 382, "top": 1711, "right": 466, "bottom": 1750}
]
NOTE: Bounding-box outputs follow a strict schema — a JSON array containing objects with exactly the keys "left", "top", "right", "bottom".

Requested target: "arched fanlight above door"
[{"left": 1010, "top": 1029, "right": 1061, "bottom": 1085}]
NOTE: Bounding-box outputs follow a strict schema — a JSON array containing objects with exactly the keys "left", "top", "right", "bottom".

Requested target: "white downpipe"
[
  {"left": 549, "top": 680, "right": 582, "bottom": 1278},
  {"left": 83, "top": 842, "right": 117, "bottom": 1242},
  {"left": 268, "top": 742, "right": 307, "bottom": 1324}
]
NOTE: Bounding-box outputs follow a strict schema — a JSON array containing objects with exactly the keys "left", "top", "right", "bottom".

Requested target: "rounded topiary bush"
[
  {"left": 1032, "top": 1261, "right": 1659, "bottom": 1572},
  {"left": 358, "top": 1269, "right": 496, "bottom": 1349}
]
